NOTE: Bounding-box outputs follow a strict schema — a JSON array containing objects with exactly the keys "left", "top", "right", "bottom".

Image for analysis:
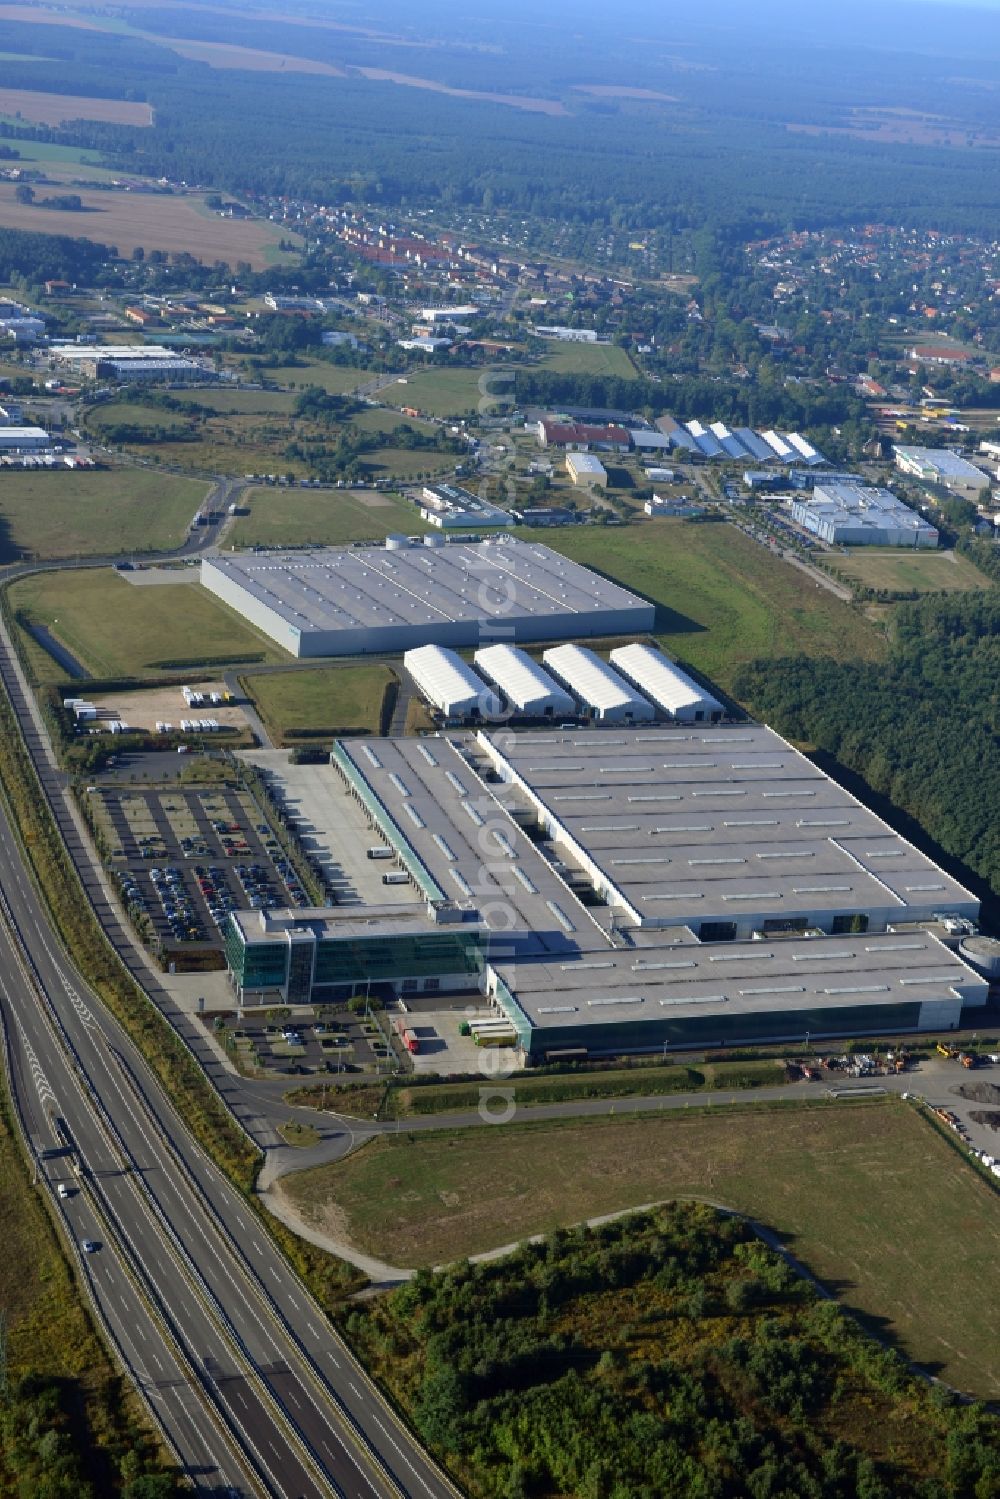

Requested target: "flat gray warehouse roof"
[
  {"left": 202, "top": 539, "right": 653, "bottom": 658},
  {"left": 476, "top": 725, "right": 977, "bottom": 932},
  {"left": 332, "top": 734, "right": 612, "bottom": 958},
  {"left": 495, "top": 930, "right": 986, "bottom": 1031}
]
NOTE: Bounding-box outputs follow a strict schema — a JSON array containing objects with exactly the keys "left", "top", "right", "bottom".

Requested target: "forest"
[
  {"left": 514, "top": 370, "right": 865, "bottom": 432},
  {"left": 4, "top": 5, "right": 1000, "bottom": 236},
  {"left": 733, "top": 592, "right": 1000, "bottom": 919},
  {"left": 343, "top": 1202, "right": 1000, "bottom": 1499}
]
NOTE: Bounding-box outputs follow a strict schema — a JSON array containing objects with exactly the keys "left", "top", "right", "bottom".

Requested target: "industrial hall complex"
[
  {"left": 223, "top": 722, "right": 988, "bottom": 1063},
  {"left": 201, "top": 537, "right": 653, "bottom": 657}
]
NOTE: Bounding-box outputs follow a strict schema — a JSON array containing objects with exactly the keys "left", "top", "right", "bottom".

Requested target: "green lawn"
[
  {"left": 281, "top": 1099, "right": 1000, "bottom": 1398},
  {"left": 9, "top": 567, "right": 290, "bottom": 681},
  {"left": 241, "top": 662, "right": 396, "bottom": 742},
  {"left": 536, "top": 340, "right": 638, "bottom": 378},
  {"left": 0, "top": 469, "right": 209, "bottom": 563},
  {"left": 528, "top": 519, "right": 885, "bottom": 689},
  {"left": 180, "top": 387, "right": 297, "bottom": 416},
  {"left": 832, "top": 547, "right": 991, "bottom": 595},
  {"left": 382, "top": 367, "right": 490, "bottom": 418},
  {"left": 229, "top": 486, "right": 426, "bottom": 548},
  {"left": 86, "top": 402, "right": 190, "bottom": 437}
]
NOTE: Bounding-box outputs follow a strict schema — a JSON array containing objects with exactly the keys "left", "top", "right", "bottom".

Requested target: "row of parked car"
[{"left": 150, "top": 865, "right": 207, "bottom": 943}]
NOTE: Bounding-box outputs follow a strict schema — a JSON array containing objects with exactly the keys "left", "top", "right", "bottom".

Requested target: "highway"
[{"left": 0, "top": 651, "right": 461, "bottom": 1496}]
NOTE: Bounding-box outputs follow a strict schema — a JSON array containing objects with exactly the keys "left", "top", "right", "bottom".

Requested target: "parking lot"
[
  {"left": 99, "top": 784, "right": 311, "bottom": 957},
  {"left": 208, "top": 1003, "right": 395, "bottom": 1077}
]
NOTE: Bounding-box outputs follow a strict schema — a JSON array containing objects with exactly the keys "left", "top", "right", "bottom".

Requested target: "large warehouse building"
[
  {"left": 304, "top": 726, "right": 986, "bottom": 1060},
  {"left": 894, "top": 445, "right": 990, "bottom": 496},
  {"left": 201, "top": 538, "right": 654, "bottom": 658},
  {"left": 790, "top": 482, "right": 938, "bottom": 547}
]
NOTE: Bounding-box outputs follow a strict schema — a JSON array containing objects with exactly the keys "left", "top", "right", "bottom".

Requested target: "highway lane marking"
[
  {"left": 253, "top": 1240, "right": 264, "bottom": 1254},
  {"left": 370, "top": 1412, "right": 435, "bottom": 1492},
  {"left": 349, "top": 1382, "right": 361, "bottom": 1397},
  {"left": 286, "top": 1294, "right": 299, "bottom": 1310},
  {"left": 288, "top": 1391, "right": 301, "bottom": 1409},
  {"left": 306, "top": 1321, "right": 319, "bottom": 1337},
  {"left": 151, "top": 1354, "right": 164, "bottom": 1371},
  {"left": 269, "top": 1266, "right": 280, "bottom": 1280}
]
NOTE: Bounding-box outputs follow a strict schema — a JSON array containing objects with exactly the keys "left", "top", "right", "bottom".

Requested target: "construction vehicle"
[
  {"left": 936, "top": 1042, "right": 959, "bottom": 1059},
  {"left": 960, "top": 1053, "right": 978, "bottom": 1070}
]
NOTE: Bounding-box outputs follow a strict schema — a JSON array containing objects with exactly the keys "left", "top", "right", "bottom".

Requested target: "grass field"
[
  {"left": 0, "top": 181, "right": 296, "bottom": 269},
  {"left": 535, "top": 340, "right": 638, "bottom": 378},
  {"left": 180, "top": 387, "right": 297, "bottom": 416},
  {"left": 247, "top": 359, "right": 373, "bottom": 395},
  {"left": 0, "top": 469, "right": 209, "bottom": 562},
  {"left": 241, "top": 662, "right": 395, "bottom": 742},
  {"left": 382, "top": 367, "right": 490, "bottom": 418},
  {"left": 281, "top": 1100, "right": 1000, "bottom": 1398},
  {"left": 832, "top": 547, "right": 991, "bottom": 594},
  {"left": 9, "top": 567, "right": 290, "bottom": 680},
  {"left": 531, "top": 518, "right": 884, "bottom": 689},
  {"left": 229, "top": 486, "right": 426, "bottom": 548},
  {"left": 85, "top": 397, "right": 311, "bottom": 478},
  {"left": 0, "top": 1083, "right": 155, "bottom": 1481}
]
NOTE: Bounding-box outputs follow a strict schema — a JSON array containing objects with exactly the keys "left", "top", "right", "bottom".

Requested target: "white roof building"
[
  {"left": 0, "top": 426, "right": 50, "bottom": 451},
  {"left": 404, "top": 645, "right": 500, "bottom": 719},
  {"left": 609, "top": 643, "right": 723, "bottom": 723},
  {"left": 474, "top": 645, "right": 576, "bottom": 718},
  {"left": 541, "top": 645, "right": 655, "bottom": 723}
]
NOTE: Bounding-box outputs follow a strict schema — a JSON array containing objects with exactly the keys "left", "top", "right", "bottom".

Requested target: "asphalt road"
[{"left": 0, "top": 646, "right": 461, "bottom": 1496}]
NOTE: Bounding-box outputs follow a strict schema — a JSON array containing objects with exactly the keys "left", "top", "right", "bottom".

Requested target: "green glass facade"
[
  {"left": 225, "top": 916, "right": 484, "bottom": 1002},
  {"left": 499, "top": 999, "right": 929, "bottom": 1062}
]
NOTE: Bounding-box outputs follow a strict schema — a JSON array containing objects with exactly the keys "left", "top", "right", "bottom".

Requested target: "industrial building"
[
  {"left": 49, "top": 343, "right": 216, "bottom": 384},
  {"left": 790, "top": 483, "right": 938, "bottom": 548},
  {"left": 201, "top": 538, "right": 654, "bottom": 658},
  {"left": 541, "top": 645, "right": 656, "bottom": 723},
  {"left": 478, "top": 724, "right": 977, "bottom": 939},
  {"left": 655, "top": 417, "right": 827, "bottom": 467},
  {"left": 404, "top": 645, "right": 501, "bottom": 720},
  {"left": 224, "top": 904, "right": 485, "bottom": 1005},
  {"left": 417, "top": 482, "right": 513, "bottom": 530},
  {"left": 299, "top": 728, "right": 987, "bottom": 1059},
  {"left": 609, "top": 643, "right": 723, "bottom": 723},
  {"left": 537, "top": 421, "right": 630, "bottom": 452},
  {"left": 0, "top": 426, "right": 51, "bottom": 452},
  {"left": 893, "top": 446, "right": 990, "bottom": 496},
  {"left": 565, "top": 453, "right": 608, "bottom": 487},
  {"left": 473, "top": 645, "right": 576, "bottom": 718}
]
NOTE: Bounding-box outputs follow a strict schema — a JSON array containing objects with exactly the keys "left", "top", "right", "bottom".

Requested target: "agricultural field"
[
  {"left": 832, "top": 546, "right": 991, "bottom": 595},
  {"left": 229, "top": 485, "right": 426, "bottom": 548},
  {"left": 0, "top": 469, "right": 209, "bottom": 562},
  {"left": 0, "top": 181, "right": 297, "bottom": 268},
  {"left": 0, "top": 85, "right": 152, "bottom": 125},
  {"left": 241, "top": 662, "right": 396, "bottom": 743},
  {"left": 282, "top": 1099, "right": 1000, "bottom": 1398},
  {"left": 382, "top": 367, "right": 490, "bottom": 418},
  {"left": 9, "top": 567, "right": 290, "bottom": 681},
  {"left": 532, "top": 518, "right": 885, "bottom": 690},
  {"left": 535, "top": 340, "right": 639, "bottom": 379}
]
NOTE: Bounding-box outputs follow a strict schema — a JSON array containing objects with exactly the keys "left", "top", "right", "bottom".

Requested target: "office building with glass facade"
[{"left": 224, "top": 905, "right": 485, "bottom": 1004}]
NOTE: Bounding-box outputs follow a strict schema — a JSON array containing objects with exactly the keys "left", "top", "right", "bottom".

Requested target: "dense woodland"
[
  {"left": 4, "top": 6, "right": 1000, "bottom": 235},
  {"left": 733, "top": 592, "right": 1000, "bottom": 919},
  {"left": 344, "top": 1203, "right": 1000, "bottom": 1499}
]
